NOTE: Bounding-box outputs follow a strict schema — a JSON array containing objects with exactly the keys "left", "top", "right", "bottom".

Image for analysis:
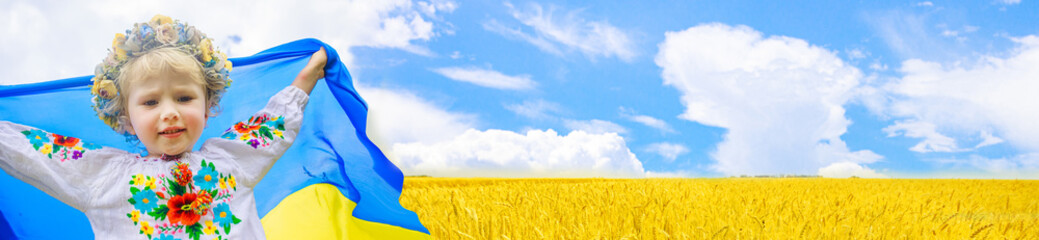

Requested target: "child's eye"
[
  {"left": 143, "top": 100, "right": 158, "bottom": 106},
  {"left": 178, "top": 96, "right": 194, "bottom": 102}
]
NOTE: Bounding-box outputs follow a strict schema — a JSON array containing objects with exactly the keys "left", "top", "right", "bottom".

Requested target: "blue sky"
[{"left": 2, "top": 0, "right": 1038, "bottom": 178}]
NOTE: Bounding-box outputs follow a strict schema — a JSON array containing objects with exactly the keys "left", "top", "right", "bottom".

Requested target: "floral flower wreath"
[{"left": 91, "top": 14, "right": 233, "bottom": 133}]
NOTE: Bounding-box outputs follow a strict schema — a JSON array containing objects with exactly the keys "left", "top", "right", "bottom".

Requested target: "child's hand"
[{"left": 292, "top": 47, "right": 328, "bottom": 95}]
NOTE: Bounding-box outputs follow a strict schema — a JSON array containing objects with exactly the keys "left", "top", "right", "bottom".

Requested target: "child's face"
[{"left": 125, "top": 71, "right": 207, "bottom": 156}]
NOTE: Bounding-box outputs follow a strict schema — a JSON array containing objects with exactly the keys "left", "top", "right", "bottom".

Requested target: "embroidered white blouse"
[{"left": 0, "top": 86, "right": 308, "bottom": 240}]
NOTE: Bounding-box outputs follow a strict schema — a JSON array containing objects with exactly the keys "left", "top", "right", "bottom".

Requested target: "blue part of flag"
[{"left": 0, "top": 38, "right": 429, "bottom": 239}]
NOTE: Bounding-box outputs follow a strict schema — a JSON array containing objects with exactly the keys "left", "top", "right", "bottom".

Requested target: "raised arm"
[{"left": 291, "top": 47, "right": 328, "bottom": 95}]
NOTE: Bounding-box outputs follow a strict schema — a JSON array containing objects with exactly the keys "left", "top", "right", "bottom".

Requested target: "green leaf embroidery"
[
  {"left": 148, "top": 205, "right": 169, "bottom": 221},
  {"left": 186, "top": 222, "right": 203, "bottom": 240}
]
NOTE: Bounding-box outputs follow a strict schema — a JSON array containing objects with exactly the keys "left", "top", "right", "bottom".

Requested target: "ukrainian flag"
[{"left": 0, "top": 39, "right": 431, "bottom": 239}]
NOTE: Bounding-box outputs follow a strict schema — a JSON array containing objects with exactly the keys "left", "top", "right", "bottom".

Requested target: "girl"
[{"left": 0, "top": 15, "right": 326, "bottom": 239}]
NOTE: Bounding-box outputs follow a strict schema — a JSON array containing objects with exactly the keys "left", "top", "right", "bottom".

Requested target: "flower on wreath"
[
  {"left": 91, "top": 14, "right": 232, "bottom": 134},
  {"left": 154, "top": 234, "right": 177, "bottom": 240}
]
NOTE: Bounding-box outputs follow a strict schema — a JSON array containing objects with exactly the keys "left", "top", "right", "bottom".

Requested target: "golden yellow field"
[{"left": 400, "top": 178, "right": 1038, "bottom": 239}]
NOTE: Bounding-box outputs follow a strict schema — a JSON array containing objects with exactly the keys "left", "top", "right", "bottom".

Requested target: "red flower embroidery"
[
  {"left": 167, "top": 193, "right": 202, "bottom": 226},
  {"left": 233, "top": 122, "right": 260, "bottom": 134},
  {"left": 166, "top": 191, "right": 212, "bottom": 226},
  {"left": 51, "top": 133, "right": 80, "bottom": 148}
]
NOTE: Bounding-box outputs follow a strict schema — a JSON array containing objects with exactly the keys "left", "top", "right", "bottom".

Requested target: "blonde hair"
[{"left": 105, "top": 47, "right": 228, "bottom": 133}]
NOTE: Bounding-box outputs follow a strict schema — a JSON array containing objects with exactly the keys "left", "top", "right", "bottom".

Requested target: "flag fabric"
[{"left": 0, "top": 39, "right": 430, "bottom": 239}]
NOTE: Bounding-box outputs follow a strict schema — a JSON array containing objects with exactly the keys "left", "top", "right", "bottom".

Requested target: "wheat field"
[{"left": 399, "top": 178, "right": 1038, "bottom": 239}]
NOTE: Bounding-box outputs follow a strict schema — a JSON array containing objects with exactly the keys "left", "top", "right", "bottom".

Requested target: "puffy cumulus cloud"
[
  {"left": 483, "top": 2, "right": 637, "bottom": 62},
  {"left": 876, "top": 36, "right": 1039, "bottom": 175},
  {"left": 884, "top": 36, "right": 1039, "bottom": 152},
  {"left": 644, "top": 142, "right": 689, "bottom": 162},
  {"left": 357, "top": 85, "right": 476, "bottom": 148},
  {"left": 357, "top": 87, "right": 644, "bottom": 178},
  {"left": 430, "top": 66, "right": 536, "bottom": 90},
  {"left": 818, "top": 162, "right": 888, "bottom": 178},
  {"left": 0, "top": 0, "right": 455, "bottom": 85},
  {"left": 655, "top": 23, "right": 882, "bottom": 176},
  {"left": 391, "top": 129, "right": 646, "bottom": 178},
  {"left": 563, "top": 119, "right": 627, "bottom": 135}
]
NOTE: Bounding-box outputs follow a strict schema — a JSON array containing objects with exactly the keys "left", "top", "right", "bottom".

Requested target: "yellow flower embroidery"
[
  {"left": 140, "top": 221, "right": 154, "bottom": 235},
  {"left": 145, "top": 177, "right": 157, "bottom": 190},
  {"left": 39, "top": 144, "right": 52, "bottom": 155},
  {"left": 132, "top": 174, "right": 146, "bottom": 186},
  {"left": 228, "top": 175, "right": 237, "bottom": 189},
  {"left": 202, "top": 221, "right": 217, "bottom": 235},
  {"left": 219, "top": 177, "right": 227, "bottom": 190},
  {"left": 130, "top": 210, "right": 141, "bottom": 223}
]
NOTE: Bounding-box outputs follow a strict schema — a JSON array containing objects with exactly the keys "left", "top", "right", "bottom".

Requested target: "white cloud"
[
  {"left": 644, "top": 142, "right": 689, "bottom": 162},
  {"left": 818, "top": 162, "right": 888, "bottom": 178},
  {"left": 392, "top": 129, "right": 646, "bottom": 178},
  {"left": 655, "top": 23, "right": 882, "bottom": 176},
  {"left": 430, "top": 66, "right": 536, "bottom": 90},
  {"left": 864, "top": 10, "right": 965, "bottom": 61},
  {"left": 875, "top": 35, "right": 1039, "bottom": 173},
  {"left": 922, "top": 154, "right": 1039, "bottom": 179},
  {"left": 1, "top": 0, "right": 454, "bottom": 85},
  {"left": 357, "top": 85, "right": 477, "bottom": 148},
  {"left": 645, "top": 170, "right": 697, "bottom": 178},
  {"left": 484, "top": 2, "right": 637, "bottom": 62},
  {"left": 619, "top": 107, "right": 675, "bottom": 134},
  {"left": 846, "top": 49, "right": 867, "bottom": 60},
  {"left": 506, "top": 99, "right": 564, "bottom": 120},
  {"left": 974, "top": 131, "right": 1004, "bottom": 149},
  {"left": 916, "top": 1, "right": 934, "bottom": 7},
  {"left": 998, "top": 0, "right": 1021, "bottom": 5},
  {"left": 359, "top": 85, "right": 645, "bottom": 178},
  {"left": 883, "top": 120, "right": 963, "bottom": 153},
  {"left": 563, "top": 119, "right": 627, "bottom": 135}
]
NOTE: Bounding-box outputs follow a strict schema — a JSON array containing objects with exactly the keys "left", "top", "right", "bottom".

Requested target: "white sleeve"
[
  {"left": 0, "top": 121, "right": 118, "bottom": 210},
  {"left": 201, "top": 86, "right": 309, "bottom": 188}
]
